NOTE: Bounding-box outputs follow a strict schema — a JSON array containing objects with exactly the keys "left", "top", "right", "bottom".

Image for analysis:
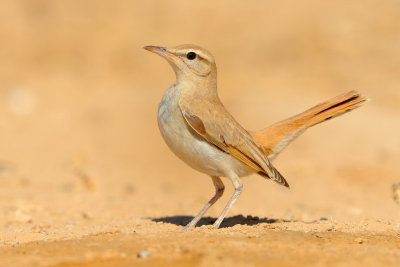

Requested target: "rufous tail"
[{"left": 250, "top": 90, "right": 369, "bottom": 161}]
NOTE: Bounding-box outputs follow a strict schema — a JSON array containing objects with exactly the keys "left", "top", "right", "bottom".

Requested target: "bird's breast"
[
  {"left": 157, "top": 85, "right": 255, "bottom": 178},
  {"left": 158, "top": 85, "right": 215, "bottom": 174}
]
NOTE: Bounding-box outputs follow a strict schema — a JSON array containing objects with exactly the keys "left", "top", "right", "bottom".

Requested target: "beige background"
[{"left": 0, "top": 0, "right": 399, "bottom": 265}]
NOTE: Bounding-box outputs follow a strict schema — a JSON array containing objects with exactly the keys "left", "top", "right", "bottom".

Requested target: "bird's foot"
[
  {"left": 213, "top": 219, "right": 222, "bottom": 229},
  {"left": 177, "top": 224, "right": 194, "bottom": 232}
]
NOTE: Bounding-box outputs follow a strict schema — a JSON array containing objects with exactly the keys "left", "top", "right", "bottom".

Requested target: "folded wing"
[{"left": 179, "top": 97, "right": 289, "bottom": 188}]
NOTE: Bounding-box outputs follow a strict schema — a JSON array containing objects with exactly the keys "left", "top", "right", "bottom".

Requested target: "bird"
[{"left": 144, "top": 44, "right": 368, "bottom": 230}]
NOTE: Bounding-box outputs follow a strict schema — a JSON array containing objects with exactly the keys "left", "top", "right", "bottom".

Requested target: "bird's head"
[{"left": 144, "top": 44, "right": 217, "bottom": 85}]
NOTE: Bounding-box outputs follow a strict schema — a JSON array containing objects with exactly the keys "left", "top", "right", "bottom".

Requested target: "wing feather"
[{"left": 179, "top": 97, "right": 289, "bottom": 187}]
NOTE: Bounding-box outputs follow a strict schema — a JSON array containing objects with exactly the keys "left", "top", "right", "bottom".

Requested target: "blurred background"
[{"left": 0, "top": 0, "right": 399, "bottom": 243}]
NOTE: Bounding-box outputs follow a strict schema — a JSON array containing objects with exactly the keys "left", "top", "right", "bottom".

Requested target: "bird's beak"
[
  {"left": 143, "top": 46, "right": 180, "bottom": 61},
  {"left": 143, "top": 45, "right": 167, "bottom": 54}
]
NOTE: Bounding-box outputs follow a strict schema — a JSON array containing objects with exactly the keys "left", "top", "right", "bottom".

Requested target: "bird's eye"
[{"left": 186, "top": 52, "right": 197, "bottom": 60}]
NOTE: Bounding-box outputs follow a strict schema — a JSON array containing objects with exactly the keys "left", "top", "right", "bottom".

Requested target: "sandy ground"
[{"left": 0, "top": 0, "right": 400, "bottom": 266}]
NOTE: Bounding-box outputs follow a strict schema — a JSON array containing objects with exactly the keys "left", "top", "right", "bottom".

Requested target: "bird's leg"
[
  {"left": 180, "top": 176, "right": 225, "bottom": 231},
  {"left": 213, "top": 175, "right": 243, "bottom": 229}
]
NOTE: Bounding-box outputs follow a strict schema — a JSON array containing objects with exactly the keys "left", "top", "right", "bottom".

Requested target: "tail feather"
[
  {"left": 251, "top": 90, "right": 369, "bottom": 161},
  {"left": 302, "top": 90, "right": 368, "bottom": 127}
]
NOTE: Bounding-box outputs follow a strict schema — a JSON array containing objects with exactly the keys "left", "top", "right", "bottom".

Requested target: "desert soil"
[{"left": 0, "top": 0, "right": 399, "bottom": 266}]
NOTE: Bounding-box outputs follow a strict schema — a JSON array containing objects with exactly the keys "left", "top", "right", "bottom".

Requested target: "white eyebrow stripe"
[
  {"left": 191, "top": 50, "right": 212, "bottom": 62},
  {"left": 175, "top": 49, "right": 213, "bottom": 62}
]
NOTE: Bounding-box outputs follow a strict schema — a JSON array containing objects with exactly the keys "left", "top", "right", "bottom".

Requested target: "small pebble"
[
  {"left": 392, "top": 182, "right": 400, "bottom": 205},
  {"left": 137, "top": 250, "right": 150, "bottom": 259},
  {"left": 355, "top": 238, "right": 365, "bottom": 244}
]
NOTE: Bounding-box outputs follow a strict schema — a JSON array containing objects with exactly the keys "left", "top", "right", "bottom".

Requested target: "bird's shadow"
[{"left": 150, "top": 214, "right": 322, "bottom": 228}]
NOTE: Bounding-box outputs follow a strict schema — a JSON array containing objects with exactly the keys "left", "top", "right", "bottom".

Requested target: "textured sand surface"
[{"left": 0, "top": 0, "right": 399, "bottom": 266}]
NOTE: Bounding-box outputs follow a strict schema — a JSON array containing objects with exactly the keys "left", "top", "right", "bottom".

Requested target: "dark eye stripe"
[{"left": 186, "top": 52, "right": 196, "bottom": 60}]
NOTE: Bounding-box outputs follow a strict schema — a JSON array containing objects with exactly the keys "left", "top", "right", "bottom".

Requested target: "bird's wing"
[{"left": 179, "top": 97, "right": 289, "bottom": 187}]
